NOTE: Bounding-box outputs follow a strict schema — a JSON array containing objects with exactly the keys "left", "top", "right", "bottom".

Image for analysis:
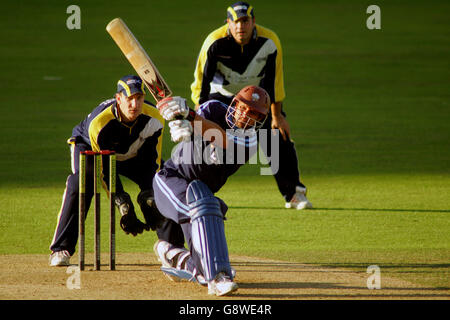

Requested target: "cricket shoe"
[
  {"left": 49, "top": 250, "right": 71, "bottom": 267},
  {"left": 155, "top": 240, "right": 207, "bottom": 285},
  {"left": 154, "top": 240, "right": 236, "bottom": 286},
  {"left": 208, "top": 272, "right": 239, "bottom": 296},
  {"left": 153, "top": 240, "right": 191, "bottom": 282},
  {"left": 161, "top": 266, "right": 206, "bottom": 285},
  {"left": 285, "top": 186, "right": 313, "bottom": 210},
  {"left": 195, "top": 267, "right": 237, "bottom": 288},
  {"left": 153, "top": 240, "right": 174, "bottom": 267}
]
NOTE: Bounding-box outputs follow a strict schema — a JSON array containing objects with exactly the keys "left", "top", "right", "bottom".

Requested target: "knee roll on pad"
[{"left": 186, "top": 180, "right": 232, "bottom": 281}]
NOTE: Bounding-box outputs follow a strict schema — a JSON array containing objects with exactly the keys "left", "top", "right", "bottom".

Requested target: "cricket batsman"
[{"left": 152, "top": 85, "right": 269, "bottom": 296}]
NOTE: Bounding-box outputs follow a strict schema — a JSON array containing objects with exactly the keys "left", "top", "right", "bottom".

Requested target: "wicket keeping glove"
[
  {"left": 115, "top": 192, "right": 148, "bottom": 236},
  {"left": 137, "top": 190, "right": 166, "bottom": 231}
]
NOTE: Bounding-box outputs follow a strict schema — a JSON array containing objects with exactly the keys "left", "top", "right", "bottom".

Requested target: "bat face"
[
  {"left": 106, "top": 18, "right": 172, "bottom": 102},
  {"left": 138, "top": 63, "right": 169, "bottom": 100}
]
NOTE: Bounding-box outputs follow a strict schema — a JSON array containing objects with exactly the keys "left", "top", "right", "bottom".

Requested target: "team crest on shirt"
[{"left": 252, "top": 93, "right": 260, "bottom": 101}]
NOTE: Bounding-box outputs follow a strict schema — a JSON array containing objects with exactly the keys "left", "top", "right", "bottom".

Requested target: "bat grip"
[{"left": 174, "top": 109, "right": 195, "bottom": 121}]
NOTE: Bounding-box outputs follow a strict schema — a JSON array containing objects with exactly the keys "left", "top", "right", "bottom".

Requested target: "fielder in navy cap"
[
  {"left": 227, "top": 1, "right": 254, "bottom": 21},
  {"left": 117, "top": 75, "right": 146, "bottom": 97},
  {"left": 190, "top": 1, "right": 313, "bottom": 211}
]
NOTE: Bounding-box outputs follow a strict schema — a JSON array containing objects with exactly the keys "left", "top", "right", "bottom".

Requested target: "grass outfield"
[{"left": 0, "top": 0, "right": 449, "bottom": 291}]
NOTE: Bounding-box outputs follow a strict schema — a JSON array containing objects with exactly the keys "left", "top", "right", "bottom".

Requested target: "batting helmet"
[{"left": 226, "top": 85, "right": 270, "bottom": 130}]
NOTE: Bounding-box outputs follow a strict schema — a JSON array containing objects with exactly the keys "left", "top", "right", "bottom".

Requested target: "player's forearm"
[
  {"left": 191, "top": 115, "right": 228, "bottom": 149},
  {"left": 271, "top": 101, "right": 283, "bottom": 117}
]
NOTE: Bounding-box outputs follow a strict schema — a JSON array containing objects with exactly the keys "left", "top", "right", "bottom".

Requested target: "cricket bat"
[{"left": 106, "top": 18, "right": 172, "bottom": 102}]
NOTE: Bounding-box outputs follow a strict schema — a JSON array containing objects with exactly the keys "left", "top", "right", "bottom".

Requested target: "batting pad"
[{"left": 187, "top": 180, "right": 232, "bottom": 282}]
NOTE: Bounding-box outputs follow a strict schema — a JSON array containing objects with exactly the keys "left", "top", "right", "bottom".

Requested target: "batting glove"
[
  {"left": 169, "top": 119, "right": 193, "bottom": 143},
  {"left": 157, "top": 96, "right": 189, "bottom": 121}
]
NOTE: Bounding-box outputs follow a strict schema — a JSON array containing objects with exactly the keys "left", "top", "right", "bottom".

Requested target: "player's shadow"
[
  {"left": 313, "top": 262, "right": 450, "bottom": 269},
  {"left": 239, "top": 281, "right": 352, "bottom": 290},
  {"left": 231, "top": 261, "right": 450, "bottom": 299},
  {"left": 238, "top": 281, "right": 450, "bottom": 291},
  {"left": 235, "top": 281, "right": 450, "bottom": 299},
  {"left": 230, "top": 206, "right": 450, "bottom": 213},
  {"left": 313, "top": 207, "right": 450, "bottom": 213}
]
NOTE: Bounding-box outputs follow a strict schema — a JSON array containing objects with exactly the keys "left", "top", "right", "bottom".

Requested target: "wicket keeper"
[{"left": 49, "top": 75, "right": 184, "bottom": 266}]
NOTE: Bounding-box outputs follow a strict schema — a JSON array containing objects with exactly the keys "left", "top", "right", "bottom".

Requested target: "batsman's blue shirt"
[{"left": 163, "top": 100, "right": 258, "bottom": 193}]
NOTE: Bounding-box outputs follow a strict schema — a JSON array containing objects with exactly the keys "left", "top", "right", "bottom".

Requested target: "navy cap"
[
  {"left": 117, "top": 75, "right": 145, "bottom": 97},
  {"left": 227, "top": 2, "right": 254, "bottom": 21}
]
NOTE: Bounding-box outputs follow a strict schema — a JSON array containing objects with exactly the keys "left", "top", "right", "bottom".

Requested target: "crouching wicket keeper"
[{"left": 49, "top": 75, "right": 184, "bottom": 266}]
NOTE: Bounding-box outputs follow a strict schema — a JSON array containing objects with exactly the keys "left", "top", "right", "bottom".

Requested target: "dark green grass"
[{"left": 0, "top": 1, "right": 449, "bottom": 290}]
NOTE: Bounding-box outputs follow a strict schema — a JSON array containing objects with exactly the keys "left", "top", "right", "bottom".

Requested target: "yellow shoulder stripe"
[
  {"left": 142, "top": 102, "right": 164, "bottom": 171},
  {"left": 142, "top": 102, "right": 164, "bottom": 124},
  {"left": 88, "top": 106, "right": 115, "bottom": 152},
  {"left": 256, "top": 25, "right": 285, "bottom": 102},
  {"left": 190, "top": 25, "right": 229, "bottom": 105}
]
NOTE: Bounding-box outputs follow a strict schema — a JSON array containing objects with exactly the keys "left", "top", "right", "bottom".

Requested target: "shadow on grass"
[
  {"left": 315, "top": 262, "right": 450, "bottom": 269},
  {"left": 231, "top": 260, "right": 450, "bottom": 299},
  {"left": 238, "top": 281, "right": 449, "bottom": 292},
  {"left": 232, "top": 261, "right": 450, "bottom": 269},
  {"left": 235, "top": 279, "right": 450, "bottom": 299},
  {"left": 314, "top": 207, "right": 450, "bottom": 213},
  {"left": 229, "top": 206, "right": 450, "bottom": 213},
  {"left": 234, "top": 292, "right": 450, "bottom": 299}
]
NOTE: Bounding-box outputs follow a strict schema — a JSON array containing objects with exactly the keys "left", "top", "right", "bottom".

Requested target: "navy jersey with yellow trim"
[
  {"left": 71, "top": 98, "right": 164, "bottom": 170},
  {"left": 191, "top": 24, "right": 285, "bottom": 105}
]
